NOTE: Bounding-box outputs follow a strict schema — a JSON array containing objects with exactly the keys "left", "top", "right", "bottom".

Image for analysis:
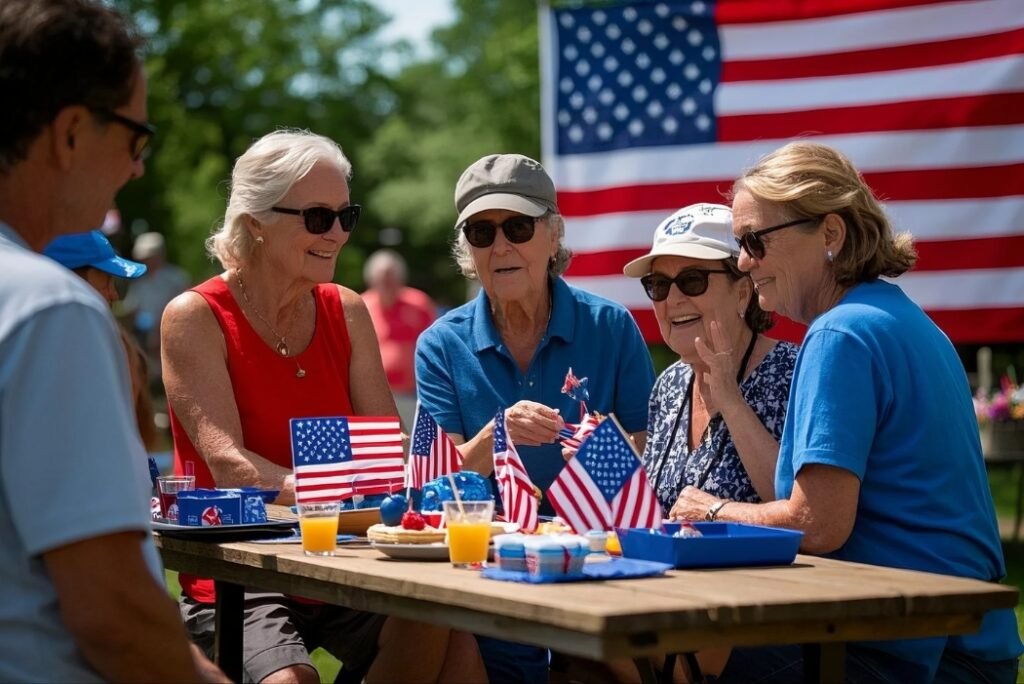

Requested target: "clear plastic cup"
[
  {"left": 156, "top": 475, "right": 195, "bottom": 522},
  {"left": 443, "top": 500, "right": 494, "bottom": 569},
  {"left": 298, "top": 502, "right": 340, "bottom": 556}
]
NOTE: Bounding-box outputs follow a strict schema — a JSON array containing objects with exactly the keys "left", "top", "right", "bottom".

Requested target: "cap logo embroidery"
[{"left": 662, "top": 215, "right": 694, "bottom": 236}]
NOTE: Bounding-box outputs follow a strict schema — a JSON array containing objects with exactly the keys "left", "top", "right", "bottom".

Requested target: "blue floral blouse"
[{"left": 641, "top": 341, "right": 799, "bottom": 514}]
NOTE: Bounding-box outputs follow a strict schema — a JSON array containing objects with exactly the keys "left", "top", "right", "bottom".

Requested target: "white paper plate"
[{"left": 370, "top": 541, "right": 451, "bottom": 561}]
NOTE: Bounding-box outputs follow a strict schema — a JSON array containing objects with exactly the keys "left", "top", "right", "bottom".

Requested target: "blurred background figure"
[
  {"left": 44, "top": 230, "right": 158, "bottom": 451},
  {"left": 123, "top": 230, "right": 189, "bottom": 365},
  {"left": 362, "top": 248, "right": 437, "bottom": 430}
]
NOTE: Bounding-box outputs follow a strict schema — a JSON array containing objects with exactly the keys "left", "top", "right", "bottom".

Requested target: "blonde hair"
[
  {"left": 452, "top": 212, "right": 572, "bottom": 280},
  {"left": 732, "top": 141, "right": 916, "bottom": 284},
  {"left": 206, "top": 129, "right": 352, "bottom": 269}
]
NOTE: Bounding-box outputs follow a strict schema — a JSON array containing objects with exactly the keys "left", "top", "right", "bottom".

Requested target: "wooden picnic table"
[{"left": 155, "top": 532, "right": 1018, "bottom": 684}]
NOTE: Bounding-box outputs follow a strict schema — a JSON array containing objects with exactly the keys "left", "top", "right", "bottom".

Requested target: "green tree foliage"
[
  {"left": 112, "top": 0, "right": 396, "bottom": 283},
  {"left": 113, "top": 0, "right": 542, "bottom": 305},
  {"left": 360, "top": 0, "right": 541, "bottom": 305}
]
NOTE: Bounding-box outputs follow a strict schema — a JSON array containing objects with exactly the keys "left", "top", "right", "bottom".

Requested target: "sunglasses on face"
[
  {"left": 90, "top": 108, "right": 155, "bottom": 161},
  {"left": 735, "top": 217, "right": 817, "bottom": 260},
  {"left": 271, "top": 205, "right": 362, "bottom": 234},
  {"left": 640, "top": 268, "right": 731, "bottom": 302},
  {"left": 461, "top": 216, "right": 539, "bottom": 248}
]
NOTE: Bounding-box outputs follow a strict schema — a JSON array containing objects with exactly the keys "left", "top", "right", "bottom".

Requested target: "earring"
[
  {"left": 255, "top": 236, "right": 264, "bottom": 245},
  {"left": 826, "top": 249, "right": 834, "bottom": 263}
]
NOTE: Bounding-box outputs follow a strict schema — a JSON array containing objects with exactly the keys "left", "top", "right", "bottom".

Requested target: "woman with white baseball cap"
[{"left": 623, "top": 203, "right": 798, "bottom": 520}]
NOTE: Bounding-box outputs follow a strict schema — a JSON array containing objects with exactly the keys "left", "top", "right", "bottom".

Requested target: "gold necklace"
[{"left": 234, "top": 270, "right": 306, "bottom": 378}]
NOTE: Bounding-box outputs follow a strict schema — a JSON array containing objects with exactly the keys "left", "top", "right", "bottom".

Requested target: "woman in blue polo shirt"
[
  {"left": 415, "top": 153, "right": 655, "bottom": 684},
  {"left": 673, "top": 141, "right": 1022, "bottom": 683}
]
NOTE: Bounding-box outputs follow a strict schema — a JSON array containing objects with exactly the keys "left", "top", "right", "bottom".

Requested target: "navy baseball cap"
[{"left": 43, "top": 230, "right": 147, "bottom": 279}]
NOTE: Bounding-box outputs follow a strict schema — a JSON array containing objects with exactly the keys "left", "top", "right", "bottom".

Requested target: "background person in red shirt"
[{"left": 362, "top": 248, "right": 437, "bottom": 430}]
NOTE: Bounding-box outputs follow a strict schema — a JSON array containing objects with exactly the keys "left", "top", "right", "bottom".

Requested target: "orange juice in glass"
[
  {"left": 443, "top": 500, "right": 494, "bottom": 568},
  {"left": 297, "top": 502, "right": 340, "bottom": 556}
]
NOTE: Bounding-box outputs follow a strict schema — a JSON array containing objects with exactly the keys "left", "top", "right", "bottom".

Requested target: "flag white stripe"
[
  {"left": 563, "top": 198, "right": 1024, "bottom": 254},
  {"left": 717, "top": 56, "right": 1024, "bottom": 116},
  {"left": 567, "top": 268, "right": 1024, "bottom": 311},
  {"left": 350, "top": 433, "right": 402, "bottom": 445},
  {"left": 720, "top": 0, "right": 1024, "bottom": 60},
  {"left": 350, "top": 444, "right": 404, "bottom": 456},
  {"left": 347, "top": 420, "right": 400, "bottom": 431},
  {"left": 550, "top": 126, "right": 1024, "bottom": 190}
]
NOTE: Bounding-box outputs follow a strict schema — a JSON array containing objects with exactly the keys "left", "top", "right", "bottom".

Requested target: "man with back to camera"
[{"left": 0, "top": 1, "right": 225, "bottom": 681}]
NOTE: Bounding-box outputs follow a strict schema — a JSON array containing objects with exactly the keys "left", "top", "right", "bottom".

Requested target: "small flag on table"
[
  {"left": 493, "top": 409, "right": 539, "bottom": 533},
  {"left": 291, "top": 416, "right": 405, "bottom": 504},
  {"left": 547, "top": 415, "right": 661, "bottom": 534},
  {"left": 407, "top": 403, "right": 462, "bottom": 490}
]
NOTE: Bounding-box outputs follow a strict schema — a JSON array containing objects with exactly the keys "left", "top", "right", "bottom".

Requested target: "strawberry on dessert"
[{"left": 401, "top": 511, "right": 426, "bottom": 531}]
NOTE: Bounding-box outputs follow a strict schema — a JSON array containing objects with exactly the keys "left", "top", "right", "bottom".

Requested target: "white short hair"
[{"left": 206, "top": 129, "right": 352, "bottom": 269}]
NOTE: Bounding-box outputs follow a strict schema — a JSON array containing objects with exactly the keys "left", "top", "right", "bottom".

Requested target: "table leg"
[
  {"left": 633, "top": 658, "right": 658, "bottom": 684},
  {"left": 214, "top": 580, "right": 244, "bottom": 683},
  {"left": 803, "top": 643, "right": 845, "bottom": 684}
]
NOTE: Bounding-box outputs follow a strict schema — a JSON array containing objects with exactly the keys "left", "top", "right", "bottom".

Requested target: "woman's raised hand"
[
  {"left": 695, "top": 319, "right": 745, "bottom": 413},
  {"left": 504, "top": 400, "right": 564, "bottom": 446}
]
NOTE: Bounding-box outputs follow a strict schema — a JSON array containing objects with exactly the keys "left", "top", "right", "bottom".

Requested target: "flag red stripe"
[
  {"left": 716, "top": 0, "right": 953, "bottom": 24},
  {"left": 558, "top": 163, "right": 1024, "bottom": 218},
  {"left": 926, "top": 307, "right": 1024, "bottom": 343},
  {"left": 718, "top": 93, "right": 1024, "bottom": 142},
  {"left": 723, "top": 28, "right": 1024, "bottom": 82},
  {"left": 915, "top": 236, "right": 1024, "bottom": 271},
  {"left": 295, "top": 464, "right": 403, "bottom": 480}
]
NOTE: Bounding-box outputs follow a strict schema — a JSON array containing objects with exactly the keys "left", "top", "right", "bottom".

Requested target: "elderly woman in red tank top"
[{"left": 161, "top": 129, "right": 483, "bottom": 684}]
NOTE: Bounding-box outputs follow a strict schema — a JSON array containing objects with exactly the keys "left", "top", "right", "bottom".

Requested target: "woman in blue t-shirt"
[{"left": 673, "top": 141, "right": 1022, "bottom": 683}]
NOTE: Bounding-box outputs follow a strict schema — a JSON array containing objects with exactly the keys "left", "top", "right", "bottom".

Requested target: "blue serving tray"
[{"left": 617, "top": 522, "right": 803, "bottom": 569}]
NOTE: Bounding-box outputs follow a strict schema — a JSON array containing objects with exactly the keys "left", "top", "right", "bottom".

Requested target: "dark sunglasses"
[
  {"left": 90, "top": 108, "right": 155, "bottom": 161},
  {"left": 462, "top": 216, "right": 539, "bottom": 248},
  {"left": 735, "top": 217, "right": 817, "bottom": 260},
  {"left": 640, "top": 268, "right": 730, "bottom": 302},
  {"left": 271, "top": 205, "right": 362, "bottom": 234}
]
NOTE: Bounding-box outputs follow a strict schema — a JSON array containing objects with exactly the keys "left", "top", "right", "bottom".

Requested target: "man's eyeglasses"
[
  {"left": 271, "top": 205, "right": 362, "bottom": 234},
  {"left": 640, "top": 268, "right": 730, "bottom": 302},
  {"left": 462, "top": 216, "right": 539, "bottom": 248},
  {"left": 90, "top": 108, "right": 155, "bottom": 161},
  {"left": 735, "top": 217, "right": 818, "bottom": 260}
]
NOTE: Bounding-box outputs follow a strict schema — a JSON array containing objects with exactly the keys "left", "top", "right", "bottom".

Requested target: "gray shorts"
[{"left": 181, "top": 592, "right": 386, "bottom": 683}]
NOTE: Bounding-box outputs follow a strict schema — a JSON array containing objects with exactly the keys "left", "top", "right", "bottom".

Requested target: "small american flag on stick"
[
  {"left": 548, "top": 414, "right": 661, "bottom": 534},
  {"left": 493, "top": 409, "right": 539, "bottom": 533},
  {"left": 406, "top": 403, "right": 462, "bottom": 490},
  {"left": 291, "top": 416, "right": 405, "bottom": 504}
]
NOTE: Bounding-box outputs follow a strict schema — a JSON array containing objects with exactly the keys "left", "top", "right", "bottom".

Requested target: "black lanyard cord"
[{"left": 651, "top": 331, "right": 758, "bottom": 495}]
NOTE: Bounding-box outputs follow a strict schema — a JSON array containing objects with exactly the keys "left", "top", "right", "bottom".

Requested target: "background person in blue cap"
[
  {"left": 44, "top": 228, "right": 147, "bottom": 304},
  {"left": 44, "top": 229, "right": 158, "bottom": 451}
]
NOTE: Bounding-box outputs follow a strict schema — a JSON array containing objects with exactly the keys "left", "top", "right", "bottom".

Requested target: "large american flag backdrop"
[{"left": 541, "top": 0, "right": 1024, "bottom": 343}]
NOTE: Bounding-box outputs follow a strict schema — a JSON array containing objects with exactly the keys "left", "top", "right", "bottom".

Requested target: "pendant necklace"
[{"left": 234, "top": 270, "right": 307, "bottom": 378}]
